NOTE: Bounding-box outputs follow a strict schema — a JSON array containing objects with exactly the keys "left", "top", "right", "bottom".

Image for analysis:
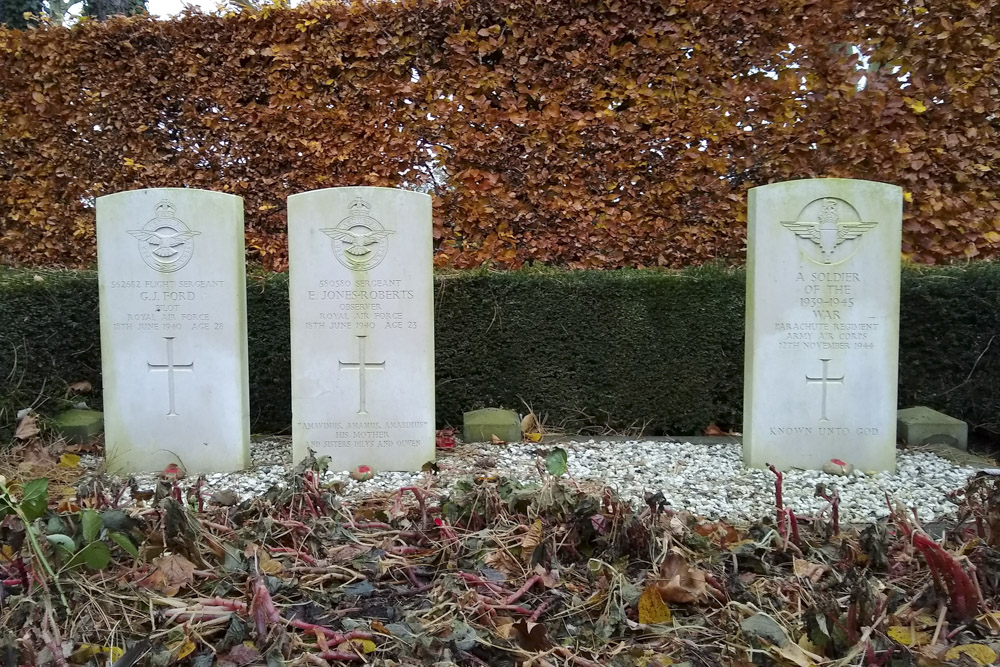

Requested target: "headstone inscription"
[
  {"left": 287, "top": 187, "right": 434, "bottom": 472},
  {"left": 97, "top": 188, "right": 250, "bottom": 473},
  {"left": 743, "top": 179, "right": 902, "bottom": 471}
]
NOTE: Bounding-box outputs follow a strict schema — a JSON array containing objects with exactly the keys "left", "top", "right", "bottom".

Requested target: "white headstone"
[
  {"left": 288, "top": 187, "right": 434, "bottom": 472},
  {"left": 97, "top": 188, "right": 250, "bottom": 473},
  {"left": 744, "top": 179, "right": 902, "bottom": 471}
]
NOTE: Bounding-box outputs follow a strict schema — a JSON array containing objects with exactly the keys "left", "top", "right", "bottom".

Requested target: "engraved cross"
[
  {"left": 805, "top": 358, "right": 844, "bottom": 422},
  {"left": 147, "top": 336, "right": 194, "bottom": 416},
  {"left": 339, "top": 335, "right": 385, "bottom": 414}
]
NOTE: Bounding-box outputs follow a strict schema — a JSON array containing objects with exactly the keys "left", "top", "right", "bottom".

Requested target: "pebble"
[{"left": 96, "top": 439, "right": 988, "bottom": 524}]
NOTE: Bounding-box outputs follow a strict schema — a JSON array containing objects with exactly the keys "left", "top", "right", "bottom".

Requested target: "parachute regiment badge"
[{"left": 780, "top": 198, "right": 877, "bottom": 265}]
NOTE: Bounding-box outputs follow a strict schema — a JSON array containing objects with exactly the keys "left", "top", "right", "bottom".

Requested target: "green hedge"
[{"left": 2, "top": 265, "right": 999, "bottom": 439}]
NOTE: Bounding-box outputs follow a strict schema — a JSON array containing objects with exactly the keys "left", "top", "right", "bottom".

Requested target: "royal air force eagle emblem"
[
  {"left": 127, "top": 200, "right": 200, "bottom": 273},
  {"left": 780, "top": 198, "right": 877, "bottom": 265},
  {"left": 321, "top": 197, "right": 394, "bottom": 270}
]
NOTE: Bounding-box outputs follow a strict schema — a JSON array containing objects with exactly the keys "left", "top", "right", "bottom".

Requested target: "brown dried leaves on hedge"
[{"left": 1, "top": 0, "right": 998, "bottom": 270}]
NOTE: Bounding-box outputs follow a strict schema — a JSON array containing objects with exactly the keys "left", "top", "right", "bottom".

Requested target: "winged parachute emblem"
[{"left": 781, "top": 199, "right": 877, "bottom": 263}]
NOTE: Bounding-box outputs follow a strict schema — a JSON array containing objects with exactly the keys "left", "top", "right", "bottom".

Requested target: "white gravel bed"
[{"left": 95, "top": 439, "right": 994, "bottom": 525}]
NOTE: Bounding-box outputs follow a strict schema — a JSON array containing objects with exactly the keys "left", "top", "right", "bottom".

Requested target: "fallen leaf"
[
  {"left": 259, "top": 551, "right": 284, "bottom": 575},
  {"left": 58, "top": 453, "right": 81, "bottom": 468},
  {"left": 484, "top": 549, "right": 521, "bottom": 575},
  {"left": 887, "top": 625, "right": 931, "bottom": 646},
  {"left": 943, "top": 644, "right": 997, "bottom": 664},
  {"left": 68, "top": 381, "right": 92, "bottom": 393},
  {"left": 535, "top": 564, "right": 560, "bottom": 588},
  {"left": 491, "top": 434, "right": 506, "bottom": 444},
  {"left": 68, "top": 644, "right": 124, "bottom": 663},
  {"left": 797, "top": 634, "right": 821, "bottom": 655},
  {"left": 146, "top": 554, "right": 196, "bottom": 596},
  {"left": 57, "top": 498, "right": 81, "bottom": 513},
  {"left": 976, "top": 611, "right": 1000, "bottom": 632},
  {"left": 494, "top": 616, "right": 515, "bottom": 640},
  {"left": 219, "top": 644, "right": 261, "bottom": 666},
  {"left": 792, "top": 558, "right": 829, "bottom": 583},
  {"left": 656, "top": 552, "right": 707, "bottom": 603},
  {"left": 20, "top": 442, "right": 56, "bottom": 468},
  {"left": 773, "top": 641, "right": 821, "bottom": 667},
  {"left": 15, "top": 414, "right": 40, "bottom": 440},
  {"left": 175, "top": 639, "right": 196, "bottom": 660},
  {"left": 326, "top": 543, "right": 369, "bottom": 562},
  {"left": 512, "top": 620, "right": 548, "bottom": 651},
  {"left": 638, "top": 584, "right": 672, "bottom": 624},
  {"left": 520, "top": 519, "right": 543, "bottom": 563},
  {"left": 694, "top": 521, "right": 740, "bottom": 546},
  {"left": 337, "top": 638, "right": 376, "bottom": 654},
  {"left": 704, "top": 423, "right": 726, "bottom": 436},
  {"left": 520, "top": 412, "right": 538, "bottom": 435}
]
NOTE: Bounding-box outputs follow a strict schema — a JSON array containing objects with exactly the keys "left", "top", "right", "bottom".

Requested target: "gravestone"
[
  {"left": 744, "top": 179, "right": 902, "bottom": 471},
  {"left": 287, "top": 187, "right": 434, "bottom": 471},
  {"left": 97, "top": 189, "right": 250, "bottom": 473}
]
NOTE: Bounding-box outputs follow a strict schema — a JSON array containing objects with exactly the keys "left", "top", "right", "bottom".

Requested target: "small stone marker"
[
  {"left": 744, "top": 179, "right": 902, "bottom": 471},
  {"left": 52, "top": 409, "right": 104, "bottom": 445},
  {"left": 897, "top": 406, "right": 968, "bottom": 451},
  {"left": 97, "top": 189, "right": 250, "bottom": 473},
  {"left": 288, "top": 187, "right": 434, "bottom": 472},
  {"left": 463, "top": 408, "right": 522, "bottom": 443}
]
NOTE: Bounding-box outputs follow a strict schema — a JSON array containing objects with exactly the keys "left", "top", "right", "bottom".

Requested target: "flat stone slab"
[
  {"left": 897, "top": 406, "right": 968, "bottom": 451},
  {"left": 463, "top": 408, "right": 521, "bottom": 443},
  {"left": 52, "top": 409, "right": 104, "bottom": 444}
]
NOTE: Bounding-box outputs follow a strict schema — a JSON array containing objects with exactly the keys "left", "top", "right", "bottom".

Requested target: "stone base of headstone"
[
  {"left": 463, "top": 408, "right": 521, "bottom": 443},
  {"left": 53, "top": 409, "right": 104, "bottom": 445},
  {"left": 897, "top": 406, "right": 968, "bottom": 451}
]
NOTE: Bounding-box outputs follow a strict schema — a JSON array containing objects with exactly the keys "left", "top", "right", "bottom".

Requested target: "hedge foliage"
[
  {"left": 1, "top": 0, "right": 998, "bottom": 270},
  {"left": 3, "top": 265, "right": 1000, "bottom": 440}
]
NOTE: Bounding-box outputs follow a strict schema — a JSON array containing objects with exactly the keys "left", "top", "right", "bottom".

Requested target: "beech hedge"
[{"left": 2, "top": 0, "right": 998, "bottom": 270}]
